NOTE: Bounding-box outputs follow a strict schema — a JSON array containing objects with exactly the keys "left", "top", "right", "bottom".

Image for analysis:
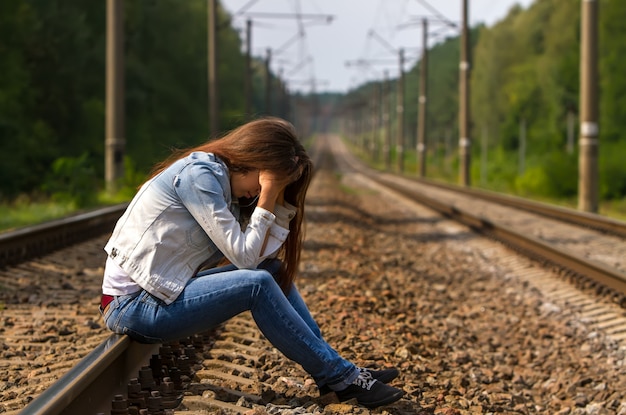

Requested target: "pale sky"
[{"left": 221, "top": 0, "right": 535, "bottom": 93}]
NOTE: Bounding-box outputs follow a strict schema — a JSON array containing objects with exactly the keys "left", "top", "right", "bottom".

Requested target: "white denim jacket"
[{"left": 103, "top": 152, "right": 296, "bottom": 304}]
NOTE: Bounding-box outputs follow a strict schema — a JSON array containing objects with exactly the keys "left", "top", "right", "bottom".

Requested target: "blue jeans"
[{"left": 102, "top": 259, "right": 359, "bottom": 389}]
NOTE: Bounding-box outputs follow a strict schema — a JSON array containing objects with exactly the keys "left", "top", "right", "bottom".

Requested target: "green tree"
[
  {"left": 0, "top": 0, "right": 105, "bottom": 198},
  {"left": 599, "top": 0, "right": 626, "bottom": 143},
  {"left": 0, "top": 0, "right": 273, "bottom": 201}
]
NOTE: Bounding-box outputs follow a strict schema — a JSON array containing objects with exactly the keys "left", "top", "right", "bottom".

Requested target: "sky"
[{"left": 220, "top": 0, "right": 536, "bottom": 94}]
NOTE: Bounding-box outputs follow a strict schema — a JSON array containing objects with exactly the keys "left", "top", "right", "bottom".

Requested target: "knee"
[
  {"left": 248, "top": 269, "right": 283, "bottom": 305},
  {"left": 250, "top": 269, "right": 278, "bottom": 290}
]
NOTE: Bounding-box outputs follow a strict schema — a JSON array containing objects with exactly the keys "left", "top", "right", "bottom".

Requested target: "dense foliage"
[
  {"left": 2, "top": 0, "right": 625, "bottom": 211},
  {"left": 342, "top": 0, "right": 626, "bottom": 202},
  {"left": 0, "top": 0, "right": 285, "bottom": 204}
]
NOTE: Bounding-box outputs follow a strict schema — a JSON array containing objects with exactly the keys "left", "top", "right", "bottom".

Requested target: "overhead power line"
[{"left": 413, "top": 0, "right": 456, "bottom": 27}]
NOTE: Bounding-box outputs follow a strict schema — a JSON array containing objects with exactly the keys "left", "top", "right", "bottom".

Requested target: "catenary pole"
[
  {"left": 105, "top": 0, "right": 125, "bottom": 194},
  {"left": 208, "top": 0, "right": 219, "bottom": 135},
  {"left": 578, "top": 0, "right": 599, "bottom": 212},
  {"left": 458, "top": 0, "right": 471, "bottom": 186},
  {"left": 417, "top": 18, "right": 428, "bottom": 177},
  {"left": 265, "top": 48, "right": 272, "bottom": 115},
  {"left": 245, "top": 19, "right": 252, "bottom": 120},
  {"left": 373, "top": 80, "right": 382, "bottom": 162},
  {"left": 397, "top": 48, "right": 405, "bottom": 173},
  {"left": 383, "top": 70, "right": 392, "bottom": 171}
]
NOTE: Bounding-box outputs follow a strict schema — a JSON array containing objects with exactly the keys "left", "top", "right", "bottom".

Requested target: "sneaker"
[
  {"left": 335, "top": 370, "right": 404, "bottom": 408},
  {"left": 360, "top": 367, "right": 399, "bottom": 384},
  {"left": 318, "top": 366, "right": 400, "bottom": 396}
]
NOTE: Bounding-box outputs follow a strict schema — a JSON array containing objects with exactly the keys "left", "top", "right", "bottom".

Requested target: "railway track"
[
  {"left": 338, "top": 138, "right": 626, "bottom": 303},
  {"left": 2, "top": 134, "right": 626, "bottom": 414},
  {"left": 334, "top": 135, "right": 626, "bottom": 343}
]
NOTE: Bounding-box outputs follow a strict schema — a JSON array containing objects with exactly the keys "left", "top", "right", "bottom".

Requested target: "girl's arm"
[
  {"left": 257, "top": 171, "right": 291, "bottom": 254},
  {"left": 179, "top": 163, "right": 277, "bottom": 269}
]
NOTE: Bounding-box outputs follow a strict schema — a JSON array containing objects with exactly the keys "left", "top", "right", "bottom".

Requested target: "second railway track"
[
  {"left": 3, "top": 133, "right": 626, "bottom": 414},
  {"left": 338, "top": 136, "right": 626, "bottom": 303}
]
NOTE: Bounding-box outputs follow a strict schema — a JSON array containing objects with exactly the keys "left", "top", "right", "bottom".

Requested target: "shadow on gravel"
[
  {"left": 307, "top": 198, "right": 442, "bottom": 226},
  {"left": 302, "top": 240, "right": 342, "bottom": 251},
  {"left": 306, "top": 198, "right": 479, "bottom": 244},
  {"left": 406, "top": 230, "right": 477, "bottom": 244},
  {"left": 299, "top": 268, "right": 358, "bottom": 282}
]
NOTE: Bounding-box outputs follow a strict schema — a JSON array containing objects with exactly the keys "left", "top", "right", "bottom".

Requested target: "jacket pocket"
[{"left": 186, "top": 227, "right": 209, "bottom": 249}]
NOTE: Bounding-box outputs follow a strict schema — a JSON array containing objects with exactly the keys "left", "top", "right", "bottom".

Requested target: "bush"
[
  {"left": 599, "top": 142, "right": 626, "bottom": 200},
  {"left": 476, "top": 146, "right": 519, "bottom": 193},
  {"left": 41, "top": 153, "right": 99, "bottom": 208},
  {"left": 514, "top": 165, "right": 550, "bottom": 196},
  {"left": 514, "top": 151, "right": 577, "bottom": 198}
]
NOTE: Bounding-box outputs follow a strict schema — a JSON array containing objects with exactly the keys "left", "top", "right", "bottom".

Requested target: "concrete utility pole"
[
  {"left": 208, "top": 0, "right": 219, "bottom": 136},
  {"left": 372, "top": 81, "right": 382, "bottom": 162},
  {"left": 239, "top": 12, "right": 333, "bottom": 121},
  {"left": 245, "top": 19, "right": 252, "bottom": 119},
  {"left": 459, "top": 0, "right": 471, "bottom": 186},
  {"left": 398, "top": 13, "right": 457, "bottom": 178},
  {"left": 417, "top": 18, "right": 428, "bottom": 177},
  {"left": 578, "top": 0, "right": 599, "bottom": 213},
  {"left": 265, "top": 48, "right": 272, "bottom": 115},
  {"left": 383, "top": 70, "right": 392, "bottom": 171},
  {"left": 397, "top": 48, "right": 405, "bottom": 173},
  {"left": 365, "top": 30, "right": 405, "bottom": 173},
  {"left": 105, "top": 0, "right": 125, "bottom": 194},
  {"left": 278, "top": 68, "right": 289, "bottom": 120}
]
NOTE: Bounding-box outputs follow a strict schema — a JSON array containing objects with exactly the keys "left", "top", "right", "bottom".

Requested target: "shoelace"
[
  {"left": 359, "top": 367, "right": 374, "bottom": 377},
  {"left": 353, "top": 370, "right": 376, "bottom": 391}
]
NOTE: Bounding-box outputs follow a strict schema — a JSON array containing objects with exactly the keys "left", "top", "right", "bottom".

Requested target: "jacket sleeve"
[
  {"left": 262, "top": 201, "right": 297, "bottom": 258},
  {"left": 176, "top": 161, "right": 275, "bottom": 269}
]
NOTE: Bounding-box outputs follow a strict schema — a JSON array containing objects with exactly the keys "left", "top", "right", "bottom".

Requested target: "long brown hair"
[{"left": 149, "top": 117, "right": 313, "bottom": 293}]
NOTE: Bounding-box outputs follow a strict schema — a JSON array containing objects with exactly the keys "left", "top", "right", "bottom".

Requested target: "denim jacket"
[{"left": 104, "top": 152, "right": 292, "bottom": 304}]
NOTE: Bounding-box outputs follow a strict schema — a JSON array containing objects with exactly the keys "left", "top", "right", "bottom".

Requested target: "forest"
[
  {"left": 0, "top": 0, "right": 289, "bottom": 206},
  {"left": 1, "top": 0, "right": 625, "bottom": 225},
  {"left": 341, "top": 0, "right": 626, "bottom": 207}
]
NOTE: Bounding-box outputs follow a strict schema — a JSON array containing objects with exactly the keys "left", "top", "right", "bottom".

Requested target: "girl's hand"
[
  {"left": 257, "top": 170, "right": 290, "bottom": 213},
  {"left": 259, "top": 171, "right": 290, "bottom": 200},
  {"left": 256, "top": 171, "right": 289, "bottom": 254}
]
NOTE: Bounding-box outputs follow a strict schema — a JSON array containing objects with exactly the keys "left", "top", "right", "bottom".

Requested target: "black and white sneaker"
[
  {"left": 318, "top": 366, "right": 400, "bottom": 396},
  {"left": 335, "top": 369, "right": 404, "bottom": 408},
  {"left": 359, "top": 366, "right": 399, "bottom": 384}
]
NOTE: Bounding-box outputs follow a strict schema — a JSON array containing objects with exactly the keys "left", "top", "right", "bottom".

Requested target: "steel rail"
[
  {"left": 0, "top": 203, "right": 138, "bottom": 415},
  {"left": 14, "top": 142, "right": 325, "bottom": 415},
  {"left": 19, "top": 335, "right": 159, "bottom": 415},
  {"left": 370, "top": 176, "right": 626, "bottom": 295},
  {"left": 334, "top": 138, "right": 626, "bottom": 296},
  {"left": 0, "top": 203, "right": 128, "bottom": 268},
  {"left": 1, "top": 137, "right": 321, "bottom": 271},
  {"left": 11, "top": 137, "right": 625, "bottom": 413},
  {"left": 370, "top": 173, "right": 626, "bottom": 296},
  {"left": 11, "top": 136, "right": 624, "bottom": 414},
  {"left": 407, "top": 176, "right": 626, "bottom": 238}
]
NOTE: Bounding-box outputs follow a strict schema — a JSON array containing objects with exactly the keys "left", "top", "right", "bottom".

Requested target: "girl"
[{"left": 100, "top": 117, "right": 403, "bottom": 408}]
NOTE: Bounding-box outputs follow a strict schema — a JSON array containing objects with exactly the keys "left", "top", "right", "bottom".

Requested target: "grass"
[
  {"left": 0, "top": 199, "right": 77, "bottom": 232},
  {"left": 0, "top": 190, "right": 133, "bottom": 233},
  {"left": 599, "top": 198, "right": 626, "bottom": 221}
]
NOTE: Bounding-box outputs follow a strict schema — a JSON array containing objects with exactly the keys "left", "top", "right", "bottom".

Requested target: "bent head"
[
  {"left": 145, "top": 117, "right": 312, "bottom": 293},
  {"left": 205, "top": 117, "right": 313, "bottom": 205}
]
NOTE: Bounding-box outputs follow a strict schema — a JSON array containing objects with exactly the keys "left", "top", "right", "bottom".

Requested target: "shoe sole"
[
  {"left": 360, "top": 390, "right": 404, "bottom": 408},
  {"left": 320, "top": 368, "right": 400, "bottom": 396},
  {"left": 371, "top": 369, "right": 399, "bottom": 384}
]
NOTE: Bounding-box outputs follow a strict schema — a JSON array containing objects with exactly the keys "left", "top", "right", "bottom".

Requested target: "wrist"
[{"left": 257, "top": 193, "right": 277, "bottom": 213}]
